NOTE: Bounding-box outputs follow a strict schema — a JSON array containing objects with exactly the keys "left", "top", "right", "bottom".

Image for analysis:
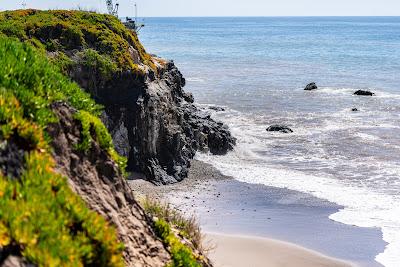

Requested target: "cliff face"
[
  {"left": 0, "top": 9, "right": 236, "bottom": 184},
  {"left": 99, "top": 61, "right": 235, "bottom": 184},
  {"left": 56, "top": 26, "right": 235, "bottom": 184},
  {"left": 0, "top": 37, "right": 132, "bottom": 266},
  {"left": 0, "top": 9, "right": 235, "bottom": 184},
  {"left": 47, "top": 102, "right": 170, "bottom": 266},
  {"left": 0, "top": 9, "right": 226, "bottom": 266},
  {"left": 0, "top": 34, "right": 213, "bottom": 266}
]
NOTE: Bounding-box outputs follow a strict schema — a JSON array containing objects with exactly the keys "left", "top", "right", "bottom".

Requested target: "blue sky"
[{"left": 1, "top": 0, "right": 399, "bottom": 17}]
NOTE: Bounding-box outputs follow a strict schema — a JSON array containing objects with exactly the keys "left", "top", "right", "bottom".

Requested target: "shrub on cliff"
[
  {"left": 0, "top": 9, "right": 155, "bottom": 77},
  {"left": 142, "top": 197, "right": 212, "bottom": 267},
  {"left": 0, "top": 37, "right": 126, "bottom": 266}
]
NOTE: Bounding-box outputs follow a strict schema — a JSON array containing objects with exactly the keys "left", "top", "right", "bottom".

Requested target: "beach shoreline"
[
  {"left": 129, "top": 160, "right": 385, "bottom": 267},
  {"left": 205, "top": 232, "right": 353, "bottom": 267}
]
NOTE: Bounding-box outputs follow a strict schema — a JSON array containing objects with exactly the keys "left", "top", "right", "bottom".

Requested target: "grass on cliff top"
[
  {"left": 0, "top": 9, "right": 155, "bottom": 74},
  {"left": 0, "top": 37, "right": 127, "bottom": 265},
  {"left": 0, "top": 35, "right": 101, "bottom": 127},
  {"left": 0, "top": 36, "right": 126, "bottom": 171}
]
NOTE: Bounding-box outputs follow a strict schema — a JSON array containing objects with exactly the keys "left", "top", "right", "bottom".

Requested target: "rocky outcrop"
[
  {"left": 82, "top": 61, "right": 235, "bottom": 185},
  {"left": 208, "top": 106, "right": 226, "bottom": 112},
  {"left": 266, "top": 125, "right": 293, "bottom": 133},
  {"left": 0, "top": 9, "right": 235, "bottom": 185},
  {"left": 0, "top": 256, "right": 33, "bottom": 267},
  {"left": 0, "top": 138, "right": 25, "bottom": 179},
  {"left": 304, "top": 82, "right": 318, "bottom": 91},
  {"left": 47, "top": 102, "right": 170, "bottom": 267},
  {"left": 354, "top": 90, "right": 374, "bottom": 96}
]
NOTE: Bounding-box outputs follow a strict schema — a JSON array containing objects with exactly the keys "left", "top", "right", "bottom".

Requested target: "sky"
[{"left": 1, "top": 0, "right": 399, "bottom": 17}]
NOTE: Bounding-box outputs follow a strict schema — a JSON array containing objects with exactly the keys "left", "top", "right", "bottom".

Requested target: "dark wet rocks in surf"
[
  {"left": 352, "top": 108, "right": 358, "bottom": 112},
  {"left": 266, "top": 125, "right": 293, "bottom": 133},
  {"left": 304, "top": 82, "right": 318, "bottom": 91},
  {"left": 354, "top": 90, "right": 374, "bottom": 96},
  {"left": 208, "top": 106, "right": 226, "bottom": 112}
]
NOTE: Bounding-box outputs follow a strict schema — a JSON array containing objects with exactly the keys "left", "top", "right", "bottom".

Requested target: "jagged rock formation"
[
  {"left": 354, "top": 90, "right": 374, "bottom": 96},
  {"left": 0, "top": 9, "right": 235, "bottom": 185},
  {"left": 266, "top": 125, "right": 293, "bottom": 133},
  {"left": 47, "top": 102, "right": 170, "bottom": 266},
  {"left": 304, "top": 82, "right": 318, "bottom": 91},
  {"left": 99, "top": 61, "right": 235, "bottom": 184},
  {"left": 0, "top": 10, "right": 235, "bottom": 184}
]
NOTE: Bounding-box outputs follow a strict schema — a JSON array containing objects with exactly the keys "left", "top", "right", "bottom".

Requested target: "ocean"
[{"left": 139, "top": 17, "right": 400, "bottom": 267}]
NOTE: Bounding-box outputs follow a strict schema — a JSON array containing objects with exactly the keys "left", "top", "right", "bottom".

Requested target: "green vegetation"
[
  {"left": 0, "top": 33, "right": 126, "bottom": 171},
  {"left": 0, "top": 36, "right": 127, "bottom": 265},
  {"left": 142, "top": 197, "right": 203, "bottom": 250},
  {"left": 0, "top": 35, "right": 101, "bottom": 128},
  {"left": 0, "top": 92, "right": 124, "bottom": 266},
  {"left": 142, "top": 197, "right": 206, "bottom": 267},
  {"left": 76, "top": 49, "right": 118, "bottom": 80},
  {"left": 155, "top": 219, "right": 201, "bottom": 267},
  {"left": 0, "top": 9, "right": 206, "bottom": 267},
  {"left": 74, "top": 111, "right": 127, "bottom": 173},
  {"left": 0, "top": 9, "right": 155, "bottom": 74}
]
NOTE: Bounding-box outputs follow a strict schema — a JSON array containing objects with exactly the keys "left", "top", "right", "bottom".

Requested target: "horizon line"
[
  {"left": 135, "top": 15, "right": 400, "bottom": 18},
  {"left": 1, "top": 9, "right": 399, "bottom": 18}
]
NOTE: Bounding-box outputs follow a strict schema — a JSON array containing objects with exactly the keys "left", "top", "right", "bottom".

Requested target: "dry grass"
[{"left": 141, "top": 196, "right": 209, "bottom": 254}]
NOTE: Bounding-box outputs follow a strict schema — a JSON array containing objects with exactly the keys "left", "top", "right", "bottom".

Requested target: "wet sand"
[{"left": 129, "top": 160, "right": 386, "bottom": 267}]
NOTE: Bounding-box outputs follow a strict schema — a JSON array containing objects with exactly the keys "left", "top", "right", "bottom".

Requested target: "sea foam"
[{"left": 196, "top": 107, "right": 400, "bottom": 267}]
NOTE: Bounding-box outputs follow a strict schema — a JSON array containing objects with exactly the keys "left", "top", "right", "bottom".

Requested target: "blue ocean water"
[{"left": 139, "top": 17, "right": 400, "bottom": 267}]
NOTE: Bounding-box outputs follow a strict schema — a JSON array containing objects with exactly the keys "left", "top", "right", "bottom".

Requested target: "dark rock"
[
  {"left": 0, "top": 138, "right": 25, "bottom": 179},
  {"left": 69, "top": 60, "right": 235, "bottom": 185},
  {"left": 183, "top": 92, "right": 194, "bottom": 103},
  {"left": 208, "top": 106, "right": 226, "bottom": 112},
  {"left": 352, "top": 108, "right": 358, "bottom": 112},
  {"left": 304, "top": 82, "right": 318, "bottom": 91},
  {"left": 266, "top": 125, "right": 293, "bottom": 133},
  {"left": 354, "top": 90, "right": 374, "bottom": 96}
]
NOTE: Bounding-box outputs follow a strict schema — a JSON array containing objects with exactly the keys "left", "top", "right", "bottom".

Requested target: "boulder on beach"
[
  {"left": 266, "top": 125, "right": 293, "bottom": 133},
  {"left": 354, "top": 90, "right": 374, "bottom": 96},
  {"left": 304, "top": 82, "right": 318, "bottom": 91}
]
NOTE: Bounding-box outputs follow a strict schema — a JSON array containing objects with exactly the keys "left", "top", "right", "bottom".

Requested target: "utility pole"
[{"left": 135, "top": 2, "right": 138, "bottom": 24}]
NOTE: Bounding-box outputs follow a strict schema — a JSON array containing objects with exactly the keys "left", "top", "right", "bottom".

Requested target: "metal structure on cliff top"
[
  {"left": 106, "top": 0, "right": 144, "bottom": 33},
  {"left": 106, "top": 0, "right": 119, "bottom": 17}
]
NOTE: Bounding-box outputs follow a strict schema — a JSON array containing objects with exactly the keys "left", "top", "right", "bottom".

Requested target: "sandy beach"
[
  {"left": 206, "top": 233, "right": 351, "bottom": 267},
  {"left": 129, "top": 160, "right": 385, "bottom": 267}
]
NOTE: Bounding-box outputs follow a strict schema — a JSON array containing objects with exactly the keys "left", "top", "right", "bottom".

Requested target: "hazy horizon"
[{"left": 1, "top": 0, "right": 399, "bottom": 17}]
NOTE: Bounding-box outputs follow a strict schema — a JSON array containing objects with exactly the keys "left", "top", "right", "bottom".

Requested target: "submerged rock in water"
[
  {"left": 304, "top": 82, "right": 318, "bottom": 91},
  {"left": 352, "top": 108, "right": 359, "bottom": 112},
  {"left": 266, "top": 125, "right": 293, "bottom": 133},
  {"left": 354, "top": 90, "right": 374, "bottom": 96},
  {"left": 208, "top": 106, "right": 226, "bottom": 112}
]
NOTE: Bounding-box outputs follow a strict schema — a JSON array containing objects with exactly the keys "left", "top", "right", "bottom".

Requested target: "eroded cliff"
[
  {"left": 0, "top": 9, "right": 235, "bottom": 184},
  {"left": 0, "top": 32, "right": 212, "bottom": 266},
  {"left": 0, "top": 9, "right": 231, "bottom": 266}
]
